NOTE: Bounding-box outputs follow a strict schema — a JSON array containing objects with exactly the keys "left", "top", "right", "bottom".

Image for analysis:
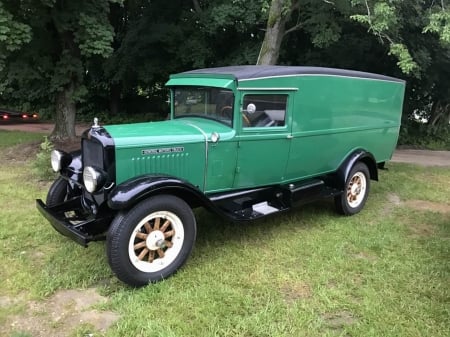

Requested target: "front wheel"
[
  {"left": 46, "top": 177, "right": 70, "bottom": 206},
  {"left": 107, "top": 195, "right": 197, "bottom": 287},
  {"left": 334, "top": 162, "right": 370, "bottom": 215}
]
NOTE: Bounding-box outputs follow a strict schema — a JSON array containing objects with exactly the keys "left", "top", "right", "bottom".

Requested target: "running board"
[{"left": 209, "top": 178, "right": 341, "bottom": 221}]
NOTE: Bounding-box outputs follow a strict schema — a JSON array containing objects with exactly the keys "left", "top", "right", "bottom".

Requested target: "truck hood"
[{"left": 104, "top": 118, "right": 235, "bottom": 148}]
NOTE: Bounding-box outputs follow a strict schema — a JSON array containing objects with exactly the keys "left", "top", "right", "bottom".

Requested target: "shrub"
[{"left": 32, "top": 137, "right": 57, "bottom": 181}]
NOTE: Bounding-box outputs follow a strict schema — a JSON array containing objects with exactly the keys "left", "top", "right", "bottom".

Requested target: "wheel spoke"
[
  {"left": 164, "top": 240, "right": 173, "bottom": 248},
  {"left": 135, "top": 232, "right": 147, "bottom": 240},
  {"left": 164, "top": 230, "right": 175, "bottom": 238},
  {"left": 154, "top": 217, "right": 160, "bottom": 230},
  {"left": 160, "top": 219, "right": 170, "bottom": 232},
  {"left": 148, "top": 250, "right": 155, "bottom": 263},
  {"left": 157, "top": 248, "right": 165, "bottom": 258},
  {"left": 144, "top": 221, "right": 152, "bottom": 234},
  {"left": 134, "top": 241, "right": 147, "bottom": 250},
  {"left": 137, "top": 248, "right": 149, "bottom": 261}
]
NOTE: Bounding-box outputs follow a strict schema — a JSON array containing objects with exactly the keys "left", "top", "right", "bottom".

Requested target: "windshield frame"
[{"left": 171, "top": 86, "right": 234, "bottom": 127}]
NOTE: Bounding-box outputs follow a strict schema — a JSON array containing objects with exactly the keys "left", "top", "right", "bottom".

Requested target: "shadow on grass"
[{"left": 194, "top": 198, "right": 337, "bottom": 248}]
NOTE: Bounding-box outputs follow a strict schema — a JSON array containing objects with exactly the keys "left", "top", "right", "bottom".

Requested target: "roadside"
[
  {"left": 1, "top": 121, "right": 450, "bottom": 167},
  {"left": 0, "top": 121, "right": 89, "bottom": 136},
  {"left": 391, "top": 149, "right": 450, "bottom": 167}
]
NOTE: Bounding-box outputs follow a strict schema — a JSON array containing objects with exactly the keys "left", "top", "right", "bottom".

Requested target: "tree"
[
  {"left": 0, "top": 0, "right": 122, "bottom": 140},
  {"left": 100, "top": 0, "right": 265, "bottom": 117},
  {"left": 257, "top": 0, "right": 348, "bottom": 65},
  {"left": 257, "top": 0, "right": 297, "bottom": 65},
  {"left": 1, "top": 0, "right": 448, "bottom": 145},
  {"left": 351, "top": 0, "right": 450, "bottom": 133}
]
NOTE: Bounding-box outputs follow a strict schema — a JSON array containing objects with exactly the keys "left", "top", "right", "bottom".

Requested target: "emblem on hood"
[{"left": 142, "top": 147, "right": 185, "bottom": 155}]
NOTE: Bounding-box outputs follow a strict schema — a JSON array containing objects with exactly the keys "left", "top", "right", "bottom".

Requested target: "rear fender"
[
  {"left": 335, "top": 150, "right": 378, "bottom": 189},
  {"left": 107, "top": 174, "right": 209, "bottom": 211}
]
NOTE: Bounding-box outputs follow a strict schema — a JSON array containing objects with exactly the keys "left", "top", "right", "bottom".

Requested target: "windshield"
[{"left": 173, "top": 86, "right": 234, "bottom": 126}]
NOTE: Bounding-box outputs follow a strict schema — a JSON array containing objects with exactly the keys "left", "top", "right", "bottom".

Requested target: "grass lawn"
[
  {"left": 0, "top": 130, "right": 449, "bottom": 337},
  {"left": 0, "top": 129, "right": 46, "bottom": 148}
]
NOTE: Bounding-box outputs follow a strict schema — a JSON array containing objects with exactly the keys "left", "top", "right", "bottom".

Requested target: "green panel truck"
[{"left": 37, "top": 66, "right": 405, "bottom": 286}]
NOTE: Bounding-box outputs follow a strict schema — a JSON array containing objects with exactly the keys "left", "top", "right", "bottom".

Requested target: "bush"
[
  {"left": 32, "top": 137, "right": 57, "bottom": 181},
  {"left": 398, "top": 120, "right": 450, "bottom": 150}
]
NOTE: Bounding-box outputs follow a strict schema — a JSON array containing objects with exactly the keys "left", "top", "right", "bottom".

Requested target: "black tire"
[
  {"left": 106, "top": 195, "right": 197, "bottom": 287},
  {"left": 46, "top": 177, "right": 70, "bottom": 206},
  {"left": 334, "top": 162, "right": 370, "bottom": 215}
]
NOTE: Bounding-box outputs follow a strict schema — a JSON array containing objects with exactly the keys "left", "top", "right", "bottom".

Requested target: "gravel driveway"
[
  {"left": 391, "top": 149, "right": 450, "bottom": 167},
  {"left": 1, "top": 121, "right": 449, "bottom": 167}
]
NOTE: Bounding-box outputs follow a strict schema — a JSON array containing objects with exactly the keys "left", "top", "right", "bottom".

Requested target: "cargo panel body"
[{"left": 235, "top": 72, "right": 403, "bottom": 182}]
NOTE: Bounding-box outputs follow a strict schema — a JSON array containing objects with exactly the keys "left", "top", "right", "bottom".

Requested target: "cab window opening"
[
  {"left": 173, "top": 86, "right": 234, "bottom": 127},
  {"left": 242, "top": 94, "right": 287, "bottom": 128}
]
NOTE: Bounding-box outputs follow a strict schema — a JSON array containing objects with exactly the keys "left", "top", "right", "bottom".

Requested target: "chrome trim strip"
[
  {"left": 185, "top": 122, "right": 209, "bottom": 191},
  {"left": 238, "top": 73, "right": 402, "bottom": 84},
  {"left": 237, "top": 87, "right": 298, "bottom": 91}
]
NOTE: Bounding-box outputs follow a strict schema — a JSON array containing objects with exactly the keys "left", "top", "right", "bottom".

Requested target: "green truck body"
[{"left": 37, "top": 66, "right": 405, "bottom": 286}]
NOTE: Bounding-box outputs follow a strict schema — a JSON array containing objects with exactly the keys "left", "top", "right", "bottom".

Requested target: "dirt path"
[
  {"left": 391, "top": 149, "right": 450, "bottom": 167},
  {"left": 0, "top": 121, "right": 89, "bottom": 136},
  {"left": 1, "top": 122, "right": 449, "bottom": 167}
]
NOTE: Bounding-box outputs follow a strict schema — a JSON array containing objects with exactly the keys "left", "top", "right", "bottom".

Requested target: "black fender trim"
[
  {"left": 335, "top": 150, "right": 378, "bottom": 189},
  {"left": 60, "top": 150, "right": 83, "bottom": 183},
  {"left": 107, "top": 174, "right": 285, "bottom": 221},
  {"left": 107, "top": 174, "right": 211, "bottom": 211}
]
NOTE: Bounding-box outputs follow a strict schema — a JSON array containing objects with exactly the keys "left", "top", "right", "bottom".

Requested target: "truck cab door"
[{"left": 233, "top": 92, "right": 293, "bottom": 189}]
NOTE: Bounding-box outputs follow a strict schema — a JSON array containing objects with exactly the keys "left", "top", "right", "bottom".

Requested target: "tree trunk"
[
  {"left": 51, "top": 81, "right": 77, "bottom": 140},
  {"left": 257, "top": 0, "right": 291, "bottom": 65}
]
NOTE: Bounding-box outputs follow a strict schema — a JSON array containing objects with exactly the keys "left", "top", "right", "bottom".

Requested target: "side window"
[{"left": 242, "top": 94, "right": 287, "bottom": 127}]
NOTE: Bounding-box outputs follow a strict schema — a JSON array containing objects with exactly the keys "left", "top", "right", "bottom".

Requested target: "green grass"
[
  {"left": 0, "top": 130, "right": 45, "bottom": 148},
  {"left": 0, "top": 131, "right": 449, "bottom": 337}
]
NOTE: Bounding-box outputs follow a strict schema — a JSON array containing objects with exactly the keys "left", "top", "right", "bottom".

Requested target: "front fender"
[
  {"left": 60, "top": 150, "right": 83, "bottom": 183},
  {"left": 107, "top": 174, "right": 208, "bottom": 210}
]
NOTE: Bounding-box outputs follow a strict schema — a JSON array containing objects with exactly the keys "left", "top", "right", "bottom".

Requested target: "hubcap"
[
  {"left": 146, "top": 230, "right": 165, "bottom": 250},
  {"left": 346, "top": 172, "right": 366, "bottom": 208},
  {"left": 128, "top": 211, "right": 184, "bottom": 273}
]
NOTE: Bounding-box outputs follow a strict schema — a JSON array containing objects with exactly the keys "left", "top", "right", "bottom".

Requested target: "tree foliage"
[
  {"left": 0, "top": 0, "right": 448, "bottom": 144},
  {"left": 0, "top": 0, "right": 122, "bottom": 139}
]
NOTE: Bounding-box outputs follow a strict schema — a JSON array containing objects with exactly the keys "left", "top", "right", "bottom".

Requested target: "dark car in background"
[{"left": 1, "top": 108, "right": 39, "bottom": 121}]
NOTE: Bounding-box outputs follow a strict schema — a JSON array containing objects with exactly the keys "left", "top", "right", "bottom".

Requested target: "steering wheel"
[
  {"left": 242, "top": 112, "right": 251, "bottom": 127},
  {"left": 220, "top": 105, "right": 233, "bottom": 119}
]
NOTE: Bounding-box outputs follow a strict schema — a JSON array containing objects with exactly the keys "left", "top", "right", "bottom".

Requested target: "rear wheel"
[
  {"left": 107, "top": 195, "right": 196, "bottom": 287},
  {"left": 334, "top": 162, "right": 370, "bottom": 215}
]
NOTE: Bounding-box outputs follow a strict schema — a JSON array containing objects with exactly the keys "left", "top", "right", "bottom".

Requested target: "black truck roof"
[{"left": 182, "top": 65, "right": 404, "bottom": 83}]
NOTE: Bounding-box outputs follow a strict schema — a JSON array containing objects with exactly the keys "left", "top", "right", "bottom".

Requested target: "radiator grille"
[{"left": 82, "top": 139, "right": 104, "bottom": 169}]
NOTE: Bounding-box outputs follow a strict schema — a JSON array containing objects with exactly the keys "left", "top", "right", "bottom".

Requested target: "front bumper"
[{"left": 36, "top": 197, "right": 111, "bottom": 247}]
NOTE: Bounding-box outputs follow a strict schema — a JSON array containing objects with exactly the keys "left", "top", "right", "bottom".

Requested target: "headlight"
[
  {"left": 83, "top": 166, "right": 106, "bottom": 193},
  {"left": 51, "top": 150, "right": 71, "bottom": 172}
]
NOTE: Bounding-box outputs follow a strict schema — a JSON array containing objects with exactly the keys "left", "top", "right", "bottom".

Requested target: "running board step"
[
  {"left": 252, "top": 201, "right": 279, "bottom": 215},
  {"left": 209, "top": 179, "right": 341, "bottom": 221}
]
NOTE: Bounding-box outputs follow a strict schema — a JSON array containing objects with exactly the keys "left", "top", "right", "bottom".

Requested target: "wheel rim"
[
  {"left": 128, "top": 211, "right": 185, "bottom": 273},
  {"left": 346, "top": 172, "right": 367, "bottom": 208}
]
